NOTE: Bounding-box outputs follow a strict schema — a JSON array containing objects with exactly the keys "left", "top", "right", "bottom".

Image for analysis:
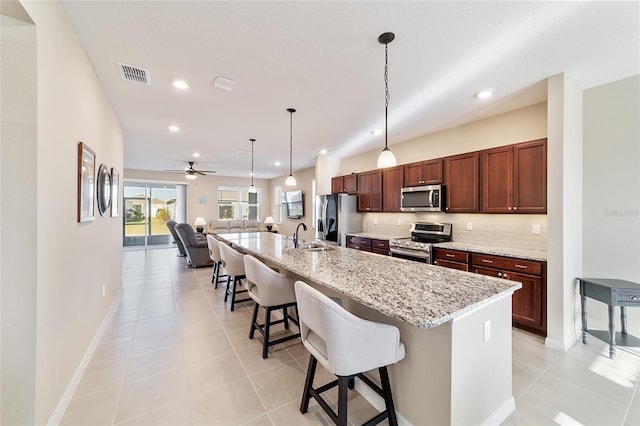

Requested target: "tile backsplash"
[{"left": 362, "top": 212, "right": 547, "bottom": 252}]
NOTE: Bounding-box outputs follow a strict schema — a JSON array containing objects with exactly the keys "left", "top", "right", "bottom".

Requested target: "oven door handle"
[{"left": 389, "top": 247, "right": 430, "bottom": 260}]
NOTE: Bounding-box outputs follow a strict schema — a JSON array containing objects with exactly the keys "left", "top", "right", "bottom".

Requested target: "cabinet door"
[
  {"left": 369, "top": 170, "right": 383, "bottom": 212},
  {"left": 331, "top": 176, "right": 344, "bottom": 194},
  {"left": 473, "top": 266, "right": 544, "bottom": 330},
  {"left": 482, "top": 146, "right": 513, "bottom": 213},
  {"left": 445, "top": 152, "right": 480, "bottom": 213},
  {"left": 513, "top": 139, "right": 547, "bottom": 213},
  {"left": 357, "top": 172, "right": 370, "bottom": 212},
  {"left": 403, "top": 162, "right": 423, "bottom": 187},
  {"left": 343, "top": 174, "right": 358, "bottom": 193},
  {"left": 434, "top": 259, "right": 469, "bottom": 271},
  {"left": 422, "top": 159, "right": 443, "bottom": 184},
  {"left": 383, "top": 166, "right": 403, "bottom": 212}
]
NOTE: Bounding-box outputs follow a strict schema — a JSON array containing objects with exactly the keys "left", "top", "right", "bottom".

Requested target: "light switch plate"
[
  {"left": 466, "top": 222, "right": 473, "bottom": 231},
  {"left": 484, "top": 320, "right": 491, "bottom": 342},
  {"left": 397, "top": 219, "right": 402, "bottom": 226},
  {"left": 532, "top": 224, "right": 541, "bottom": 235}
]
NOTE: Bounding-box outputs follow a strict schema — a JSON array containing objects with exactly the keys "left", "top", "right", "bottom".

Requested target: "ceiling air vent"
[{"left": 117, "top": 62, "right": 150, "bottom": 85}]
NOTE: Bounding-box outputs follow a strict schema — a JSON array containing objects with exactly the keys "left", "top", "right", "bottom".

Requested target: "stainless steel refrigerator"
[{"left": 315, "top": 194, "right": 362, "bottom": 246}]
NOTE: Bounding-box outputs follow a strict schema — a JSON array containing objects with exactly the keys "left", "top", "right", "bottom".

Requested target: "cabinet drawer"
[
  {"left": 433, "top": 259, "right": 469, "bottom": 272},
  {"left": 372, "top": 239, "right": 389, "bottom": 250},
  {"left": 616, "top": 292, "right": 640, "bottom": 306},
  {"left": 433, "top": 248, "right": 469, "bottom": 263},
  {"left": 471, "top": 253, "right": 542, "bottom": 275}
]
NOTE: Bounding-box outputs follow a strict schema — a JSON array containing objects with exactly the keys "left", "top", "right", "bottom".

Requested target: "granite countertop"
[
  {"left": 433, "top": 241, "right": 547, "bottom": 261},
  {"left": 217, "top": 232, "right": 521, "bottom": 329},
  {"left": 346, "top": 232, "right": 408, "bottom": 241}
]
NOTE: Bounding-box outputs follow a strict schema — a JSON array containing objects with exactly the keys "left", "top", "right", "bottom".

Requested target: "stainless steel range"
[{"left": 389, "top": 222, "right": 452, "bottom": 263}]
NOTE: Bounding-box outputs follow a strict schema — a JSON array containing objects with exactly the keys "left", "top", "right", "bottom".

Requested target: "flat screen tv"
[{"left": 284, "top": 190, "right": 304, "bottom": 219}]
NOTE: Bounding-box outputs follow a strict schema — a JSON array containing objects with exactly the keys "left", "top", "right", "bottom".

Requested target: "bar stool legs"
[
  {"left": 249, "top": 302, "right": 300, "bottom": 359},
  {"left": 211, "top": 260, "right": 227, "bottom": 289},
  {"left": 224, "top": 274, "right": 250, "bottom": 311},
  {"left": 300, "top": 355, "right": 399, "bottom": 426}
]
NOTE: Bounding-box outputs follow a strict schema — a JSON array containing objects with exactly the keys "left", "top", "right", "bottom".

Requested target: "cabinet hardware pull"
[
  {"left": 503, "top": 273, "right": 509, "bottom": 279},
  {"left": 514, "top": 264, "right": 528, "bottom": 269},
  {"left": 445, "top": 254, "right": 456, "bottom": 258},
  {"left": 481, "top": 259, "right": 493, "bottom": 263},
  {"left": 513, "top": 207, "right": 518, "bottom": 210},
  {"left": 630, "top": 295, "right": 639, "bottom": 302},
  {"left": 498, "top": 272, "right": 503, "bottom": 277}
]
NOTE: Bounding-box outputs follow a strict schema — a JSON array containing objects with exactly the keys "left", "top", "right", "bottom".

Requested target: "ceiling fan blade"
[{"left": 196, "top": 170, "right": 216, "bottom": 174}]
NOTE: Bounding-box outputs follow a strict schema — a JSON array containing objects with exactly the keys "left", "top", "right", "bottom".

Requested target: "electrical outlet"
[
  {"left": 102, "top": 284, "right": 106, "bottom": 297},
  {"left": 373, "top": 217, "right": 378, "bottom": 225},
  {"left": 532, "top": 224, "right": 541, "bottom": 235},
  {"left": 397, "top": 219, "right": 402, "bottom": 226},
  {"left": 466, "top": 222, "right": 473, "bottom": 231},
  {"left": 483, "top": 320, "right": 491, "bottom": 342}
]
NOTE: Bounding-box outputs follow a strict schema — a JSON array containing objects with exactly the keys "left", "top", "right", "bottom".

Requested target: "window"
[{"left": 218, "top": 187, "right": 261, "bottom": 220}]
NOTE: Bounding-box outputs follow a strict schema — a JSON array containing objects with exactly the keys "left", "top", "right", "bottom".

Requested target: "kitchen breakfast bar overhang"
[{"left": 217, "top": 232, "right": 522, "bottom": 425}]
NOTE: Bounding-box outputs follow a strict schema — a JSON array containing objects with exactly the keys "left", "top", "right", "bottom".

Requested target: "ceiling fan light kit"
[{"left": 376, "top": 31, "right": 398, "bottom": 169}]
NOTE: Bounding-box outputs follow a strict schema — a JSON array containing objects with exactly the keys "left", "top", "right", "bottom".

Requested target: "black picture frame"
[{"left": 96, "top": 163, "right": 112, "bottom": 216}]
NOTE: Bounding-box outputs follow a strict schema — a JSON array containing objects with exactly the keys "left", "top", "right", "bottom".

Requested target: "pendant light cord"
[
  {"left": 289, "top": 110, "right": 293, "bottom": 176},
  {"left": 384, "top": 42, "right": 390, "bottom": 150},
  {"left": 250, "top": 139, "right": 255, "bottom": 186}
]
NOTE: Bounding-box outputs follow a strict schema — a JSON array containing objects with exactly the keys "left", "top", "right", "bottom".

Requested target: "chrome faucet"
[{"left": 293, "top": 222, "right": 307, "bottom": 248}]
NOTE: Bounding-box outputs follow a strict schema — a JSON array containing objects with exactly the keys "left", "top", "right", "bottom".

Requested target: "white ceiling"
[{"left": 60, "top": 1, "right": 639, "bottom": 179}]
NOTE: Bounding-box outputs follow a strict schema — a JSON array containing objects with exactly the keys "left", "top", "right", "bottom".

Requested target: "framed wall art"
[
  {"left": 110, "top": 168, "right": 120, "bottom": 217},
  {"left": 77, "top": 141, "right": 96, "bottom": 222},
  {"left": 96, "top": 164, "right": 112, "bottom": 216}
]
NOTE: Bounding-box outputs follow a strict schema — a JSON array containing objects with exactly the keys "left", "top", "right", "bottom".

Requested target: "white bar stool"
[
  {"left": 243, "top": 255, "right": 301, "bottom": 359},
  {"left": 217, "top": 240, "right": 251, "bottom": 311},
  {"left": 206, "top": 235, "right": 227, "bottom": 288},
  {"left": 294, "top": 281, "right": 405, "bottom": 426}
]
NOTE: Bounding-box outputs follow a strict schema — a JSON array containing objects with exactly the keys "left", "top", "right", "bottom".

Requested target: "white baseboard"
[
  {"left": 545, "top": 329, "right": 580, "bottom": 353},
  {"left": 47, "top": 288, "right": 123, "bottom": 426},
  {"left": 481, "top": 396, "right": 516, "bottom": 426}
]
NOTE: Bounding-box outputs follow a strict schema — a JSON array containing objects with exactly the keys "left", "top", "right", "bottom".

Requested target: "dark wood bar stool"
[
  {"left": 217, "top": 240, "right": 251, "bottom": 311},
  {"left": 243, "top": 255, "right": 301, "bottom": 359},
  {"left": 294, "top": 281, "right": 405, "bottom": 426}
]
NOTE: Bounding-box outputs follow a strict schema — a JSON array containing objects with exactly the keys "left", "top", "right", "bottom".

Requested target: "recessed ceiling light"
[
  {"left": 193, "top": 152, "right": 200, "bottom": 158},
  {"left": 172, "top": 79, "right": 190, "bottom": 90},
  {"left": 274, "top": 161, "right": 281, "bottom": 167},
  {"left": 168, "top": 125, "right": 180, "bottom": 132},
  {"left": 476, "top": 89, "right": 494, "bottom": 99},
  {"left": 320, "top": 149, "right": 328, "bottom": 155},
  {"left": 371, "top": 129, "right": 382, "bottom": 136}
]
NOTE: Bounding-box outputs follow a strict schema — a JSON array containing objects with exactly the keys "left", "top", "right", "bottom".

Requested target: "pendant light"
[
  {"left": 376, "top": 32, "right": 398, "bottom": 169},
  {"left": 248, "top": 138, "right": 257, "bottom": 193},
  {"left": 285, "top": 108, "right": 297, "bottom": 186}
]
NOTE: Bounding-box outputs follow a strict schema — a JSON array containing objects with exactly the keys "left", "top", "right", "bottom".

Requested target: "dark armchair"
[
  {"left": 175, "top": 223, "right": 213, "bottom": 268},
  {"left": 166, "top": 220, "right": 186, "bottom": 257}
]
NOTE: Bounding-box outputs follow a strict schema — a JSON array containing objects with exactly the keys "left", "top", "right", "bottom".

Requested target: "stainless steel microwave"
[{"left": 400, "top": 185, "right": 445, "bottom": 212}]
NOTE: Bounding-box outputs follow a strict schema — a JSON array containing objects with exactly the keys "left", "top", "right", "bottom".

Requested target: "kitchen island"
[{"left": 218, "top": 232, "right": 521, "bottom": 425}]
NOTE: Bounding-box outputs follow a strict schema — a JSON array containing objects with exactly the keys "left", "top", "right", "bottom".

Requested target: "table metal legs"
[{"left": 581, "top": 294, "right": 588, "bottom": 344}]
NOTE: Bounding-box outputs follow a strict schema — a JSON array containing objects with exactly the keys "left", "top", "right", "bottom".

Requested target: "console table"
[{"left": 578, "top": 278, "right": 640, "bottom": 358}]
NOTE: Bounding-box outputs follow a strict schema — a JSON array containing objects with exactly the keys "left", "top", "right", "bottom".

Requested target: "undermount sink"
[{"left": 298, "top": 241, "right": 331, "bottom": 251}]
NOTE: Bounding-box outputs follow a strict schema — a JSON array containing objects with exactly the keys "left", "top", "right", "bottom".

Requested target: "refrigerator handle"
[{"left": 322, "top": 198, "right": 329, "bottom": 239}]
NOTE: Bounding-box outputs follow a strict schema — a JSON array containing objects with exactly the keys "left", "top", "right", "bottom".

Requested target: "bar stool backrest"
[
  {"left": 206, "top": 235, "right": 222, "bottom": 262},
  {"left": 217, "top": 240, "right": 245, "bottom": 276},
  {"left": 243, "top": 255, "right": 296, "bottom": 307}
]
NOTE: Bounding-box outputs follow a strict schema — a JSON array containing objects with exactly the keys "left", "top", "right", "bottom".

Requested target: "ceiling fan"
[{"left": 165, "top": 161, "right": 216, "bottom": 179}]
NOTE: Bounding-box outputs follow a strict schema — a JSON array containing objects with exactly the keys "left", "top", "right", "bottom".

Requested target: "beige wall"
[
  {"left": 1, "top": 1, "right": 125, "bottom": 423},
  {"left": 124, "top": 169, "right": 270, "bottom": 226},
  {"left": 583, "top": 75, "right": 640, "bottom": 331}
]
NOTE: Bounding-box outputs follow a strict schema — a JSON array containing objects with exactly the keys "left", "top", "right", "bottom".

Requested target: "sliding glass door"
[{"left": 123, "top": 182, "right": 179, "bottom": 247}]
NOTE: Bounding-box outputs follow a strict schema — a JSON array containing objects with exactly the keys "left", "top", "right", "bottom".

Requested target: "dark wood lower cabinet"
[{"left": 433, "top": 248, "right": 547, "bottom": 336}]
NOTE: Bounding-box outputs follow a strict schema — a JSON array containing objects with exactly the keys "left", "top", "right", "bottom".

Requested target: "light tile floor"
[{"left": 60, "top": 248, "right": 640, "bottom": 425}]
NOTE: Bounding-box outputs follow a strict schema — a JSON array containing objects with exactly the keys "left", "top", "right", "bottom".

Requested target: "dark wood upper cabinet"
[
  {"left": 331, "top": 174, "right": 358, "bottom": 194},
  {"left": 382, "top": 166, "right": 403, "bottom": 212},
  {"left": 357, "top": 170, "right": 382, "bottom": 212},
  {"left": 482, "top": 138, "right": 547, "bottom": 213},
  {"left": 403, "top": 159, "right": 443, "bottom": 187},
  {"left": 444, "top": 152, "right": 480, "bottom": 213}
]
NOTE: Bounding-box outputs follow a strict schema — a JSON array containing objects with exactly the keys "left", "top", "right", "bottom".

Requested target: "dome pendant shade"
[
  {"left": 377, "top": 147, "right": 397, "bottom": 168},
  {"left": 285, "top": 174, "right": 297, "bottom": 186}
]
